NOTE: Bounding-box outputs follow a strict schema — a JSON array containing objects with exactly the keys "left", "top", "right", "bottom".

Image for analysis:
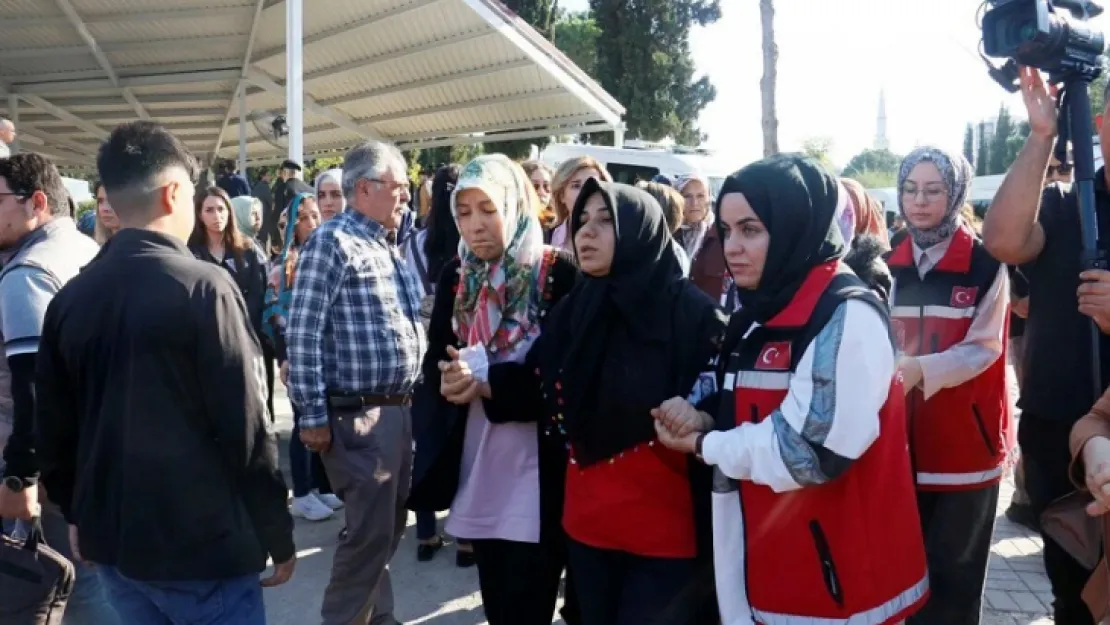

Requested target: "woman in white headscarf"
[
  {"left": 408, "top": 154, "right": 581, "bottom": 625},
  {"left": 675, "top": 173, "right": 727, "bottom": 300},
  {"left": 314, "top": 168, "right": 345, "bottom": 221}
]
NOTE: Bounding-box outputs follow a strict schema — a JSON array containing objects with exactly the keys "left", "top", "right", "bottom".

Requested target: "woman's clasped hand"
[
  {"left": 651, "top": 396, "right": 713, "bottom": 454},
  {"left": 438, "top": 345, "right": 488, "bottom": 405}
]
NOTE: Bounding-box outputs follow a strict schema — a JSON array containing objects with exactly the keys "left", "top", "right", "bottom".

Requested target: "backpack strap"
[{"left": 792, "top": 271, "right": 893, "bottom": 370}]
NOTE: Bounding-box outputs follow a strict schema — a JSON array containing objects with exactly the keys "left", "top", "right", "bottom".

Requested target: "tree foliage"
[
  {"left": 963, "top": 123, "right": 974, "bottom": 165},
  {"left": 842, "top": 149, "right": 902, "bottom": 179},
  {"left": 851, "top": 169, "right": 898, "bottom": 189},
  {"left": 976, "top": 123, "right": 988, "bottom": 176},
  {"left": 801, "top": 136, "right": 836, "bottom": 171},
  {"left": 501, "top": 0, "right": 558, "bottom": 39},
  {"left": 554, "top": 11, "right": 600, "bottom": 77},
  {"left": 988, "top": 105, "right": 1014, "bottom": 175},
  {"left": 590, "top": 0, "right": 721, "bottom": 144}
]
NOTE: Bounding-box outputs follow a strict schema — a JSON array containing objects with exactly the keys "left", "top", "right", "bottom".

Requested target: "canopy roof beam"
[
  {"left": 210, "top": 0, "right": 268, "bottom": 164},
  {"left": 52, "top": 0, "right": 149, "bottom": 119},
  {"left": 244, "top": 70, "right": 385, "bottom": 145}
]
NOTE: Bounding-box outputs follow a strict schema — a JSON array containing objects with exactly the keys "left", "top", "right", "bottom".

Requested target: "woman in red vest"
[
  {"left": 886, "top": 146, "right": 1012, "bottom": 625},
  {"left": 654, "top": 154, "right": 928, "bottom": 625}
]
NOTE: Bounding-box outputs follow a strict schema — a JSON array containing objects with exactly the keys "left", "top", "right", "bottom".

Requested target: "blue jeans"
[
  {"left": 289, "top": 404, "right": 332, "bottom": 497},
  {"left": 98, "top": 566, "right": 266, "bottom": 625},
  {"left": 35, "top": 504, "right": 122, "bottom": 624}
]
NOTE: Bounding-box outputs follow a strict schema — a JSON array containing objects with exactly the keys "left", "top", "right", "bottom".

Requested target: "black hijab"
[
  {"left": 715, "top": 154, "right": 844, "bottom": 375},
  {"left": 542, "top": 179, "right": 724, "bottom": 466}
]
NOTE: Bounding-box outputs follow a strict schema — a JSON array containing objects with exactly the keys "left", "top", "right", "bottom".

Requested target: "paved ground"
[{"left": 265, "top": 383, "right": 1056, "bottom": 625}]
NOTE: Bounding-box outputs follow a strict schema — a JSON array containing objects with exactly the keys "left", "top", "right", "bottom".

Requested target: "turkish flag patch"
[
  {"left": 950, "top": 286, "right": 979, "bottom": 308},
  {"left": 755, "top": 341, "right": 791, "bottom": 371}
]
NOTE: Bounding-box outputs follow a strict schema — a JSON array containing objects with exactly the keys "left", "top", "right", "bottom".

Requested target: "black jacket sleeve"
[
  {"left": 195, "top": 281, "right": 295, "bottom": 565},
  {"left": 483, "top": 251, "right": 578, "bottom": 424},
  {"left": 4, "top": 352, "right": 41, "bottom": 483},
  {"left": 34, "top": 303, "right": 77, "bottom": 519},
  {"left": 419, "top": 258, "right": 462, "bottom": 406}
]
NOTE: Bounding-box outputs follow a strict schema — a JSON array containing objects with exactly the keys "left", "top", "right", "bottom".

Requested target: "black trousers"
[
  {"left": 470, "top": 537, "right": 576, "bottom": 625},
  {"left": 907, "top": 484, "right": 999, "bottom": 625},
  {"left": 1020, "top": 412, "right": 1096, "bottom": 625},
  {"left": 567, "top": 538, "right": 697, "bottom": 625},
  {"left": 261, "top": 342, "right": 276, "bottom": 423}
]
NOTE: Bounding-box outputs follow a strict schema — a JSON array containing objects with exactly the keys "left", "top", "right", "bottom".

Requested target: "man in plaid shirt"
[{"left": 287, "top": 140, "right": 426, "bottom": 625}]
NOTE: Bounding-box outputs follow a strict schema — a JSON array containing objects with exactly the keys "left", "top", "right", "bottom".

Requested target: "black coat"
[{"left": 406, "top": 249, "right": 577, "bottom": 532}]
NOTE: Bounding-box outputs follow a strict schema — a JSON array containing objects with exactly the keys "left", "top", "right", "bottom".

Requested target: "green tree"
[
  {"left": 841, "top": 148, "right": 902, "bottom": 179},
  {"left": 591, "top": 0, "right": 721, "bottom": 144},
  {"left": 801, "top": 136, "right": 836, "bottom": 171},
  {"left": 851, "top": 169, "right": 898, "bottom": 189},
  {"left": 963, "top": 123, "right": 975, "bottom": 165},
  {"left": 553, "top": 11, "right": 600, "bottom": 77},
  {"left": 502, "top": 0, "right": 558, "bottom": 39},
  {"left": 989, "top": 106, "right": 1014, "bottom": 175},
  {"left": 976, "top": 123, "right": 988, "bottom": 176}
]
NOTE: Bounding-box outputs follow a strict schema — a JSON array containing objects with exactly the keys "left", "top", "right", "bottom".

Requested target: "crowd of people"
[{"left": 4, "top": 64, "right": 1110, "bottom": 625}]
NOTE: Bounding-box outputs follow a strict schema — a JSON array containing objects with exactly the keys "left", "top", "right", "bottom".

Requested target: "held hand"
[
  {"left": 444, "top": 379, "right": 480, "bottom": 405},
  {"left": 1020, "top": 66, "right": 1059, "bottom": 139},
  {"left": 1078, "top": 270, "right": 1110, "bottom": 333},
  {"left": 439, "top": 359, "right": 475, "bottom": 399},
  {"left": 1085, "top": 437, "right": 1110, "bottom": 516},
  {"left": 653, "top": 419, "right": 701, "bottom": 454},
  {"left": 897, "top": 356, "right": 923, "bottom": 394},
  {"left": 279, "top": 361, "right": 290, "bottom": 387},
  {"left": 651, "top": 396, "right": 712, "bottom": 438},
  {"left": 299, "top": 425, "right": 332, "bottom": 453},
  {"left": 0, "top": 481, "right": 39, "bottom": 521},
  {"left": 261, "top": 556, "right": 296, "bottom": 587},
  {"left": 1011, "top": 296, "right": 1030, "bottom": 320}
]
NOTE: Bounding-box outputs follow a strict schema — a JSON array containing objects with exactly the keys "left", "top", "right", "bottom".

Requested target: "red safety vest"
[
  {"left": 714, "top": 262, "right": 928, "bottom": 625},
  {"left": 887, "top": 226, "right": 1013, "bottom": 491}
]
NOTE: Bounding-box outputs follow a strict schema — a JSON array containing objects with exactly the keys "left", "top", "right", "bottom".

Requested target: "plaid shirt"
[{"left": 287, "top": 208, "right": 426, "bottom": 429}]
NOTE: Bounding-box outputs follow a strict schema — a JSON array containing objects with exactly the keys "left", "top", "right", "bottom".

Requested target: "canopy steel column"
[
  {"left": 237, "top": 82, "right": 247, "bottom": 173},
  {"left": 7, "top": 95, "right": 19, "bottom": 152},
  {"left": 613, "top": 123, "right": 625, "bottom": 148},
  {"left": 285, "top": 0, "right": 304, "bottom": 170}
]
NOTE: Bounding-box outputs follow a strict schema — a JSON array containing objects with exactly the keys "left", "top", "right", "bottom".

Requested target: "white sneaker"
[
  {"left": 313, "top": 492, "right": 344, "bottom": 510},
  {"left": 291, "top": 495, "right": 334, "bottom": 521}
]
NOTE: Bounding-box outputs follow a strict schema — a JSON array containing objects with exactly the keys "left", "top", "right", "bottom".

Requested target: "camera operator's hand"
[
  {"left": 1019, "top": 66, "right": 1058, "bottom": 139},
  {"left": 1079, "top": 270, "right": 1110, "bottom": 333}
]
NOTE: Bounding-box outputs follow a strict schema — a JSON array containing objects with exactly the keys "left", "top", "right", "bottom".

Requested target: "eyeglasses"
[
  {"left": 900, "top": 186, "right": 947, "bottom": 203},
  {"left": 1048, "top": 163, "right": 1073, "bottom": 176},
  {"left": 362, "top": 178, "right": 409, "bottom": 194}
]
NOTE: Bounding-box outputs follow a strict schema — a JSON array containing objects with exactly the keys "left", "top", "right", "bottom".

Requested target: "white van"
[{"left": 539, "top": 143, "right": 732, "bottom": 197}]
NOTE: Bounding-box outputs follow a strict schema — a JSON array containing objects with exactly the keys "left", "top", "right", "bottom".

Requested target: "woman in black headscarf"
[
  {"left": 653, "top": 154, "right": 928, "bottom": 625},
  {"left": 541, "top": 180, "right": 725, "bottom": 624}
]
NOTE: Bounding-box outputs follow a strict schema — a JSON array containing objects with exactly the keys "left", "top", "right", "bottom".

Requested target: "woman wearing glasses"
[{"left": 886, "top": 146, "right": 1012, "bottom": 625}]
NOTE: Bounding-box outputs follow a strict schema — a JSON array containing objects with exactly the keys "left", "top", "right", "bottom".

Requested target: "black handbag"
[{"left": 0, "top": 517, "right": 75, "bottom": 625}]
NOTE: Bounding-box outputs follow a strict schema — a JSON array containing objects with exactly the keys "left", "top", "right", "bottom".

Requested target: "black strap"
[
  {"left": 408, "top": 235, "right": 433, "bottom": 294},
  {"left": 793, "top": 272, "right": 893, "bottom": 370},
  {"left": 22, "top": 516, "right": 44, "bottom": 552}
]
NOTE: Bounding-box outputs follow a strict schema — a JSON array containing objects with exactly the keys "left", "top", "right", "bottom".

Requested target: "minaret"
[{"left": 874, "top": 89, "right": 890, "bottom": 151}]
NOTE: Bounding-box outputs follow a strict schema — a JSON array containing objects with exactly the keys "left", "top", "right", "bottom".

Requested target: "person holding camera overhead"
[{"left": 983, "top": 66, "right": 1110, "bottom": 625}]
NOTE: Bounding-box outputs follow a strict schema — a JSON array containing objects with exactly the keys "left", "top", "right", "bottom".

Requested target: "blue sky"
[{"left": 561, "top": 0, "right": 1110, "bottom": 169}]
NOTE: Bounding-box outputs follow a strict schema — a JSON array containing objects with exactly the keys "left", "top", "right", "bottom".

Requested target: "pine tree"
[
  {"left": 963, "top": 123, "right": 975, "bottom": 166},
  {"left": 989, "top": 106, "right": 1014, "bottom": 175},
  {"left": 976, "top": 123, "right": 989, "bottom": 176}
]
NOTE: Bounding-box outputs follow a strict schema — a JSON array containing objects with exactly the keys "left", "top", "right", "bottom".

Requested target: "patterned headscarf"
[
  {"left": 451, "top": 154, "right": 546, "bottom": 353},
  {"left": 897, "top": 146, "right": 974, "bottom": 248}
]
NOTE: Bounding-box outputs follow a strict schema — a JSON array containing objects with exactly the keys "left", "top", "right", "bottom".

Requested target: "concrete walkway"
[{"left": 266, "top": 386, "right": 1056, "bottom": 625}]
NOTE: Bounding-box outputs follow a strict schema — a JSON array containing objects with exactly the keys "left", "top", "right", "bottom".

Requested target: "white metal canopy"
[{"left": 0, "top": 0, "right": 625, "bottom": 169}]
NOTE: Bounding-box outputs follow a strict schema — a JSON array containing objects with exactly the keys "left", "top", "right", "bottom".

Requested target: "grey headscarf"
[{"left": 897, "top": 146, "right": 973, "bottom": 248}]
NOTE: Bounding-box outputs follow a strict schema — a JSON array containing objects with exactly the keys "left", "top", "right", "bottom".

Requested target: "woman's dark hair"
[
  {"left": 188, "top": 186, "right": 250, "bottom": 267},
  {"left": 423, "top": 164, "right": 461, "bottom": 282}
]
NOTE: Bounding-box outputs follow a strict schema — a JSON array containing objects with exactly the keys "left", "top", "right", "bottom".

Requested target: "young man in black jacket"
[{"left": 33, "top": 121, "right": 295, "bottom": 624}]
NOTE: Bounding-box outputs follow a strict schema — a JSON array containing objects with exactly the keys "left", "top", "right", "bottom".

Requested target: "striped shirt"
[{"left": 287, "top": 208, "right": 426, "bottom": 429}]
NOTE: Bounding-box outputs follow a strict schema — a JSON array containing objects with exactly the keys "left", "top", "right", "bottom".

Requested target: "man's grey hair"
[{"left": 342, "top": 140, "right": 407, "bottom": 202}]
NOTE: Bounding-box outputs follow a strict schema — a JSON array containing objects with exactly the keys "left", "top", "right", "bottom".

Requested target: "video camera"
[
  {"left": 979, "top": 0, "right": 1107, "bottom": 400},
  {"left": 980, "top": 0, "right": 1103, "bottom": 90}
]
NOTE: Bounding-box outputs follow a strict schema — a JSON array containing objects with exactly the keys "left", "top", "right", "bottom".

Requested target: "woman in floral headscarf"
[
  {"left": 408, "top": 154, "right": 581, "bottom": 625},
  {"left": 886, "top": 146, "right": 1012, "bottom": 624}
]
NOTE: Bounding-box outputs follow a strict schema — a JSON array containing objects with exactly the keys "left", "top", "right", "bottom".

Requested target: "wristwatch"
[
  {"left": 694, "top": 432, "right": 708, "bottom": 462},
  {"left": 3, "top": 476, "right": 25, "bottom": 493}
]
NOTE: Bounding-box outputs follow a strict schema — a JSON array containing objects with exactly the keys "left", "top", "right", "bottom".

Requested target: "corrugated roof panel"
[
  {"left": 370, "top": 92, "right": 591, "bottom": 138},
  {"left": 0, "top": 25, "right": 84, "bottom": 51},
  {"left": 2, "top": 56, "right": 103, "bottom": 79},
  {"left": 107, "top": 41, "right": 246, "bottom": 70}
]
